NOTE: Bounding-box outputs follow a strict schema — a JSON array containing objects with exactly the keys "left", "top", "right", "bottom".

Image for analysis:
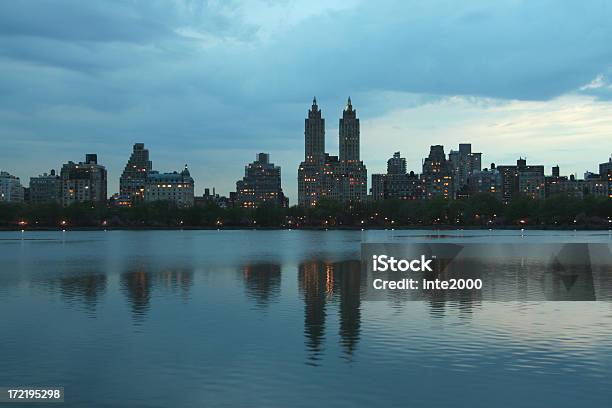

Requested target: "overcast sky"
[{"left": 1, "top": 0, "right": 612, "bottom": 202}]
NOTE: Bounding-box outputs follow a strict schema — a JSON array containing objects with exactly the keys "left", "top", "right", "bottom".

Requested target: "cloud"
[
  {"left": 1, "top": 0, "right": 612, "bottom": 201},
  {"left": 0, "top": 1, "right": 172, "bottom": 43},
  {"left": 580, "top": 74, "right": 608, "bottom": 90}
]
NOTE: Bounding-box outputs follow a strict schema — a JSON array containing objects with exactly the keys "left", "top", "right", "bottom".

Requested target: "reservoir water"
[{"left": 1, "top": 230, "right": 611, "bottom": 407}]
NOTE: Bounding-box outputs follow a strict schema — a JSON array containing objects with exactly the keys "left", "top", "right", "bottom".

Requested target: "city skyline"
[
  {"left": 2, "top": 95, "right": 612, "bottom": 204},
  {"left": 2, "top": 116, "right": 610, "bottom": 206},
  {"left": 2, "top": 1, "right": 612, "bottom": 203}
]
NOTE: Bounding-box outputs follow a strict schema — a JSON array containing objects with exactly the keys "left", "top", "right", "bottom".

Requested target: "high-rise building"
[
  {"left": 29, "top": 169, "right": 61, "bottom": 204},
  {"left": 371, "top": 173, "right": 386, "bottom": 200},
  {"left": 339, "top": 97, "right": 360, "bottom": 164},
  {"left": 518, "top": 167, "right": 546, "bottom": 200},
  {"left": 468, "top": 164, "right": 502, "bottom": 199},
  {"left": 60, "top": 154, "right": 107, "bottom": 206},
  {"left": 236, "top": 153, "right": 287, "bottom": 208},
  {"left": 547, "top": 173, "right": 591, "bottom": 199},
  {"left": 120, "top": 143, "right": 152, "bottom": 203},
  {"left": 497, "top": 158, "right": 544, "bottom": 202},
  {"left": 599, "top": 156, "right": 612, "bottom": 198},
  {"left": 144, "top": 165, "right": 194, "bottom": 208},
  {"left": 387, "top": 152, "right": 407, "bottom": 175},
  {"left": 448, "top": 143, "right": 481, "bottom": 197},
  {"left": 318, "top": 153, "right": 341, "bottom": 202},
  {"left": 336, "top": 98, "right": 367, "bottom": 202},
  {"left": 0, "top": 171, "right": 24, "bottom": 203},
  {"left": 552, "top": 165, "right": 560, "bottom": 178},
  {"left": 388, "top": 171, "right": 422, "bottom": 200},
  {"left": 599, "top": 156, "right": 612, "bottom": 178},
  {"left": 544, "top": 167, "right": 607, "bottom": 199},
  {"left": 421, "top": 145, "right": 453, "bottom": 199},
  {"left": 304, "top": 97, "right": 325, "bottom": 164},
  {"left": 545, "top": 165, "right": 566, "bottom": 197},
  {"left": 299, "top": 98, "right": 326, "bottom": 207},
  {"left": 371, "top": 152, "right": 422, "bottom": 200},
  {"left": 298, "top": 97, "right": 367, "bottom": 206}
]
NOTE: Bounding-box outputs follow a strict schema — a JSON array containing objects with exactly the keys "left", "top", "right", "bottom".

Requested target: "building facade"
[
  {"left": 600, "top": 156, "right": 612, "bottom": 198},
  {"left": 236, "top": 153, "right": 287, "bottom": 208},
  {"left": 60, "top": 154, "right": 107, "bottom": 206},
  {"left": 120, "top": 143, "right": 152, "bottom": 203},
  {"left": 194, "top": 187, "right": 231, "bottom": 209},
  {"left": 468, "top": 164, "right": 502, "bottom": 199},
  {"left": 545, "top": 165, "right": 609, "bottom": 199},
  {"left": 29, "top": 169, "right": 61, "bottom": 204},
  {"left": 298, "top": 98, "right": 327, "bottom": 207},
  {"left": 518, "top": 165, "right": 546, "bottom": 200},
  {"left": 371, "top": 152, "right": 423, "bottom": 200},
  {"left": 0, "top": 171, "right": 24, "bottom": 203},
  {"left": 337, "top": 98, "right": 368, "bottom": 202},
  {"left": 297, "top": 97, "right": 367, "bottom": 206},
  {"left": 387, "top": 151, "right": 407, "bottom": 175},
  {"left": 421, "top": 145, "right": 453, "bottom": 199},
  {"left": 144, "top": 166, "right": 194, "bottom": 208},
  {"left": 497, "top": 158, "right": 544, "bottom": 202},
  {"left": 599, "top": 156, "right": 612, "bottom": 179},
  {"left": 371, "top": 173, "right": 386, "bottom": 200},
  {"left": 448, "top": 143, "right": 481, "bottom": 197}
]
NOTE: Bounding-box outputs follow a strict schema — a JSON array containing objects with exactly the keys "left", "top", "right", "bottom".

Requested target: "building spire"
[
  {"left": 313, "top": 96, "right": 317, "bottom": 105},
  {"left": 181, "top": 163, "right": 190, "bottom": 177},
  {"left": 345, "top": 96, "right": 353, "bottom": 111}
]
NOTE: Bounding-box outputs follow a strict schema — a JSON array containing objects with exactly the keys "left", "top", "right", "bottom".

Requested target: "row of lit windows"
[{"left": 153, "top": 184, "right": 191, "bottom": 188}]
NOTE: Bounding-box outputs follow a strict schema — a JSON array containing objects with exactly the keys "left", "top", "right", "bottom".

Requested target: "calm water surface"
[{"left": 1, "top": 230, "right": 611, "bottom": 407}]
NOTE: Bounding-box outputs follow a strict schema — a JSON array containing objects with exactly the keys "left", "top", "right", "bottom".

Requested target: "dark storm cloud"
[{"left": 1, "top": 0, "right": 612, "bottom": 199}]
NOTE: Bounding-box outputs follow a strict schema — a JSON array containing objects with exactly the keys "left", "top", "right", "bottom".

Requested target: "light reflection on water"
[{"left": 0, "top": 230, "right": 611, "bottom": 408}]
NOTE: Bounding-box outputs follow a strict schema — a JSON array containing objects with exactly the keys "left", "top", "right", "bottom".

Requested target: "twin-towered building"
[{"left": 298, "top": 97, "right": 368, "bottom": 206}]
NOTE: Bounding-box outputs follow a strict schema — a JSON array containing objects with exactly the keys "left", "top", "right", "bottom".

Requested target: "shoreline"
[{"left": 1, "top": 226, "right": 611, "bottom": 232}]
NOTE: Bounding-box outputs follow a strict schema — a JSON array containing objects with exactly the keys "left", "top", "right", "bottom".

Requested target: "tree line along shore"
[{"left": 1, "top": 193, "right": 610, "bottom": 230}]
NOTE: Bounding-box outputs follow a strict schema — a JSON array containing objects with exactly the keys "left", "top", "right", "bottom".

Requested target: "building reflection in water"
[
  {"left": 121, "top": 270, "right": 152, "bottom": 323},
  {"left": 121, "top": 267, "right": 193, "bottom": 323},
  {"left": 240, "top": 263, "right": 281, "bottom": 308},
  {"left": 299, "top": 261, "right": 327, "bottom": 365},
  {"left": 332, "top": 260, "right": 362, "bottom": 358},
  {"left": 424, "top": 258, "right": 483, "bottom": 319},
  {"left": 154, "top": 269, "right": 193, "bottom": 301},
  {"left": 299, "top": 259, "right": 363, "bottom": 364},
  {"left": 57, "top": 274, "right": 107, "bottom": 316}
]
